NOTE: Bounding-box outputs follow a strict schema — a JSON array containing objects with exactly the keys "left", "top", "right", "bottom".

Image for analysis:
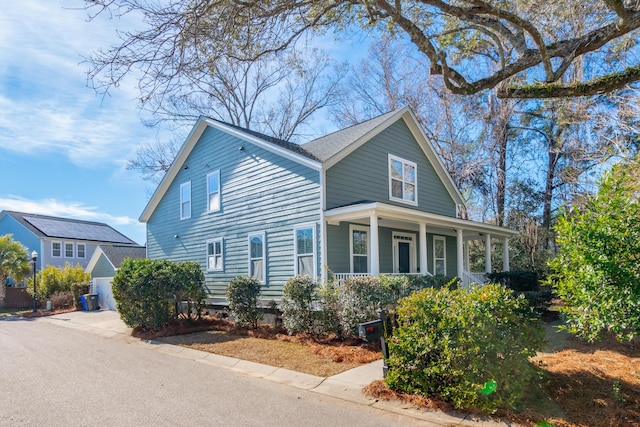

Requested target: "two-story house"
[
  {"left": 140, "top": 107, "right": 517, "bottom": 301},
  {"left": 0, "top": 210, "right": 140, "bottom": 272}
]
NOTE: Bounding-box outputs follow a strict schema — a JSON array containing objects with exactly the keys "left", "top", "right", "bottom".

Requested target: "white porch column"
[
  {"left": 370, "top": 215, "right": 379, "bottom": 275},
  {"left": 456, "top": 229, "right": 464, "bottom": 279},
  {"left": 485, "top": 233, "right": 492, "bottom": 274},
  {"left": 503, "top": 237, "right": 510, "bottom": 272},
  {"left": 419, "top": 223, "right": 427, "bottom": 275}
]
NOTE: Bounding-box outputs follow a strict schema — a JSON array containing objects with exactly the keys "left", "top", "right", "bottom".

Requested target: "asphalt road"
[{"left": 0, "top": 318, "right": 424, "bottom": 427}]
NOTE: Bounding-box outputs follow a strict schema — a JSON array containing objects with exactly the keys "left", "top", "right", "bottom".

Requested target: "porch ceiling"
[{"left": 324, "top": 202, "right": 518, "bottom": 239}]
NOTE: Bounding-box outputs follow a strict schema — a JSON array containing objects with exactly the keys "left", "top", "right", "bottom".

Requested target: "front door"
[{"left": 393, "top": 232, "right": 416, "bottom": 274}]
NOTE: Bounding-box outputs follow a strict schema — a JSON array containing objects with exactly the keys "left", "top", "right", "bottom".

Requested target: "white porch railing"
[{"left": 332, "top": 271, "right": 487, "bottom": 289}]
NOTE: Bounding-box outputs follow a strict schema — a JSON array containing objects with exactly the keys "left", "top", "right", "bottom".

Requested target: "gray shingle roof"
[
  {"left": 301, "top": 109, "right": 401, "bottom": 162},
  {"left": 3, "top": 211, "right": 138, "bottom": 245},
  {"left": 99, "top": 245, "right": 146, "bottom": 268}
]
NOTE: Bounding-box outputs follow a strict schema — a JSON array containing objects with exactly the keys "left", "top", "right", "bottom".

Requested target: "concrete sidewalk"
[{"left": 37, "top": 310, "right": 506, "bottom": 426}]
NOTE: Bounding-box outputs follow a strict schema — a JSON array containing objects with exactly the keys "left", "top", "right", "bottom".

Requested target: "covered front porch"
[{"left": 322, "top": 202, "right": 518, "bottom": 288}]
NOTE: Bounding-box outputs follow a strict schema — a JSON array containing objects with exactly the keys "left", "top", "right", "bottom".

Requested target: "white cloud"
[{"left": 0, "top": 196, "right": 138, "bottom": 226}]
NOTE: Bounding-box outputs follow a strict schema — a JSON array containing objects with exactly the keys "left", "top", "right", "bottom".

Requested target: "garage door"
[{"left": 93, "top": 277, "right": 117, "bottom": 311}]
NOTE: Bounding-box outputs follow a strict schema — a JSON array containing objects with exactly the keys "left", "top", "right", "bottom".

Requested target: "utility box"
[
  {"left": 84, "top": 293, "right": 98, "bottom": 311},
  {"left": 358, "top": 319, "right": 384, "bottom": 342}
]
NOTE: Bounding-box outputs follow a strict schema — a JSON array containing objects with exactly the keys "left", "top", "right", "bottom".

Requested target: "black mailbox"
[{"left": 358, "top": 319, "right": 384, "bottom": 342}]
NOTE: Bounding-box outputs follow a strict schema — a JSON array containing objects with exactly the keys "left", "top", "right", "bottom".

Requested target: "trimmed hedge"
[
  {"left": 386, "top": 284, "right": 545, "bottom": 413},
  {"left": 112, "top": 258, "right": 205, "bottom": 330},
  {"left": 226, "top": 276, "right": 262, "bottom": 328}
]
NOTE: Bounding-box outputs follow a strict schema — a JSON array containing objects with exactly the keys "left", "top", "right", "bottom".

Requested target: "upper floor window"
[
  {"left": 77, "top": 244, "right": 86, "bottom": 259},
  {"left": 389, "top": 154, "right": 417, "bottom": 205},
  {"left": 64, "top": 242, "right": 74, "bottom": 258},
  {"left": 206, "top": 238, "right": 224, "bottom": 271},
  {"left": 248, "top": 232, "right": 266, "bottom": 284},
  {"left": 180, "top": 181, "right": 191, "bottom": 220},
  {"left": 294, "top": 225, "right": 315, "bottom": 279},
  {"left": 207, "top": 170, "right": 221, "bottom": 212},
  {"left": 52, "top": 241, "right": 61, "bottom": 258}
]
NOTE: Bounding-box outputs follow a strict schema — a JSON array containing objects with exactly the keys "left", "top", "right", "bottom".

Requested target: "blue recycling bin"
[{"left": 79, "top": 295, "right": 88, "bottom": 311}]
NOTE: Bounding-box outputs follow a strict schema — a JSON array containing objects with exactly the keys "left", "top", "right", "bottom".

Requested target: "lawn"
[{"left": 0, "top": 308, "right": 32, "bottom": 317}]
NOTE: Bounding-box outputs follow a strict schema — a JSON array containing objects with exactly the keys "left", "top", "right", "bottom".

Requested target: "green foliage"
[
  {"left": 281, "top": 275, "right": 316, "bottom": 335},
  {"left": 338, "top": 276, "right": 385, "bottom": 336},
  {"left": 28, "top": 263, "right": 89, "bottom": 306},
  {"left": 226, "top": 276, "right": 262, "bottom": 328},
  {"left": 112, "top": 258, "right": 206, "bottom": 330},
  {"left": 0, "top": 234, "right": 31, "bottom": 300},
  {"left": 547, "top": 160, "right": 640, "bottom": 342},
  {"left": 385, "top": 284, "right": 545, "bottom": 413},
  {"left": 487, "top": 271, "right": 540, "bottom": 292}
]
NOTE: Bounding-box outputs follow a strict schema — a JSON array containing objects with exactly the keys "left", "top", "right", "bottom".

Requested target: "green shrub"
[
  {"left": 28, "top": 263, "right": 89, "bottom": 303},
  {"left": 386, "top": 284, "right": 544, "bottom": 413},
  {"left": 487, "top": 270, "right": 540, "bottom": 292},
  {"left": 314, "top": 282, "right": 341, "bottom": 336},
  {"left": 112, "top": 258, "right": 206, "bottom": 330},
  {"left": 281, "top": 275, "right": 316, "bottom": 335},
  {"left": 338, "top": 276, "right": 384, "bottom": 336},
  {"left": 173, "top": 261, "right": 207, "bottom": 322},
  {"left": 226, "top": 276, "right": 262, "bottom": 328}
]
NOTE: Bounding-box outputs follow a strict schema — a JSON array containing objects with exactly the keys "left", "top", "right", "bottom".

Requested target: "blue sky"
[{"left": 0, "top": 1, "right": 172, "bottom": 245}]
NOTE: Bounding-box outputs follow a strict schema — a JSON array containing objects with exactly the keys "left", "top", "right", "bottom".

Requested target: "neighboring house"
[
  {"left": 140, "top": 107, "right": 517, "bottom": 302},
  {"left": 86, "top": 244, "right": 146, "bottom": 310},
  {"left": 0, "top": 211, "right": 140, "bottom": 273}
]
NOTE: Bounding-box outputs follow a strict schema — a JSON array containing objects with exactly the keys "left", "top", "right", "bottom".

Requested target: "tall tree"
[
  {"left": 0, "top": 234, "right": 31, "bottom": 303},
  {"left": 83, "top": 0, "right": 640, "bottom": 100}
]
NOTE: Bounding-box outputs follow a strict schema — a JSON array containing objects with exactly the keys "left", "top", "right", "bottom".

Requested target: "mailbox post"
[{"left": 358, "top": 304, "right": 392, "bottom": 378}]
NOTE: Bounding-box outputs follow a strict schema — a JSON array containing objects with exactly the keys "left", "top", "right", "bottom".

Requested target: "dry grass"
[
  {"left": 145, "top": 316, "right": 381, "bottom": 377},
  {"left": 364, "top": 320, "right": 640, "bottom": 427}
]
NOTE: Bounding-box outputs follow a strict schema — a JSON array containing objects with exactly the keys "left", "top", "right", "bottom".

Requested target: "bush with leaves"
[
  {"left": 281, "top": 275, "right": 316, "bottom": 335},
  {"left": 112, "top": 258, "right": 206, "bottom": 330},
  {"left": 548, "top": 159, "right": 640, "bottom": 342},
  {"left": 173, "top": 261, "right": 206, "bottom": 322},
  {"left": 28, "top": 263, "right": 89, "bottom": 307},
  {"left": 337, "top": 276, "right": 386, "bottom": 336},
  {"left": 226, "top": 276, "right": 262, "bottom": 328},
  {"left": 386, "top": 284, "right": 544, "bottom": 413}
]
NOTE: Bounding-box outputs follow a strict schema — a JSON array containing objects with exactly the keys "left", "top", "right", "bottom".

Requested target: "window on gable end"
[
  {"left": 207, "top": 170, "right": 221, "bottom": 212},
  {"left": 389, "top": 154, "right": 417, "bottom": 205},
  {"left": 180, "top": 181, "right": 191, "bottom": 220},
  {"left": 206, "top": 238, "right": 223, "bottom": 271},
  {"left": 294, "top": 225, "right": 316, "bottom": 279}
]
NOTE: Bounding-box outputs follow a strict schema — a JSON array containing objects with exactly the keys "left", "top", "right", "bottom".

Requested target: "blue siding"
[
  {"left": 0, "top": 215, "right": 41, "bottom": 268},
  {"left": 146, "top": 126, "right": 321, "bottom": 299},
  {"left": 326, "top": 120, "right": 456, "bottom": 216}
]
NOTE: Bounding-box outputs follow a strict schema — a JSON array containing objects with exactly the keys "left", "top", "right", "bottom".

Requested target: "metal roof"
[{"left": 3, "top": 211, "right": 138, "bottom": 245}]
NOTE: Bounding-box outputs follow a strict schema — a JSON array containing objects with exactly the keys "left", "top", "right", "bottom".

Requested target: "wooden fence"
[{"left": 1, "top": 287, "right": 32, "bottom": 309}]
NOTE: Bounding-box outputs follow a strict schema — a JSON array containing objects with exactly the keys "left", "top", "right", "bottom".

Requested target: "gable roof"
[
  {"left": 85, "top": 244, "right": 147, "bottom": 274},
  {"left": 139, "top": 116, "right": 322, "bottom": 222},
  {"left": 302, "top": 107, "right": 466, "bottom": 206},
  {"left": 1, "top": 211, "right": 138, "bottom": 245}
]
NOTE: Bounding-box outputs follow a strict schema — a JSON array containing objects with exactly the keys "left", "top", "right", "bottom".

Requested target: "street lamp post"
[{"left": 31, "top": 251, "right": 38, "bottom": 313}]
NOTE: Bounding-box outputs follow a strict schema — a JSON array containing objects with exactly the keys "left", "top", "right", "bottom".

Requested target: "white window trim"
[
  {"left": 206, "top": 170, "right": 221, "bottom": 213},
  {"left": 64, "top": 242, "right": 75, "bottom": 258},
  {"left": 206, "top": 238, "right": 224, "bottom": 272},
  {"left": 392, "top": 231, "right": 416, "bottom": 274},
  {"left": 433, "top": 235, "right": 447, "bottom": 276},
  {"left": 388, "top": 154, "right": 418, "bottom": 206},
  {"left": 51, "top": 241, "right": 62, "bottom": 258},
  {"left": 294, "top": 224, "right": 316, "bottom": 280},
  {"left": 180, "top": 181, "right": 191, "bottom": 220},
  {"left": 76, "top": 243, "right": 86, "bottom": 259},
  {"left": 248, "top": 231, "right": 266, "bottom": 285},
  {"left": 349, "top": 224, "right": 370, "bottom": 274}
]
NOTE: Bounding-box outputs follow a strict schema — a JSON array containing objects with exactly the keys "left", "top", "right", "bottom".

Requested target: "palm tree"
[{"left": 0, "top": 234, "right": 31, "bottom": 303}]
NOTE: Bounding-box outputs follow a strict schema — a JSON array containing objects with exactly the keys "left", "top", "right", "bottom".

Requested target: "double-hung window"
[
  {"left": 52, "top": 241, "right": 61, "bottom": 258},
  {"left": 433, "top": 236, "right": 447, "bottom": 276},
  {"left": 65, "top": 242, "right": 74, "bottom": 258},
  {"left": 349, "top": 225, "right": 369, "bottom": 273},
  {"left": 77, "top": 244, "right": 86, "bottom": 259},
  {"left": 206, "top": 238, "right": 223, "bottom": 271},
  {"left": 248, "top": 232, "right": 266, "bottom": 284},
  {"left": 207, "top": 170, "right": 221, "bottom": 212},
  {"left": 180, "top": 181, "right": 191, "bottom": 220},
  {"left": 389, "top": 154, "right": 417, "bottom": 205},
  {"left": 294, "top": 225, "right": 315, "bottom": 279}
]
